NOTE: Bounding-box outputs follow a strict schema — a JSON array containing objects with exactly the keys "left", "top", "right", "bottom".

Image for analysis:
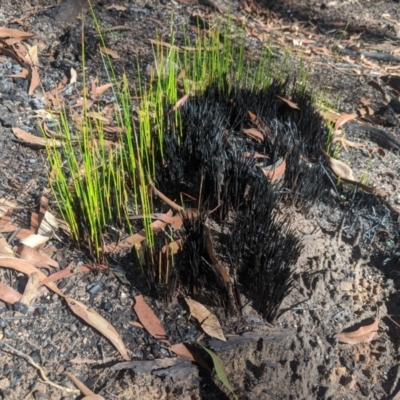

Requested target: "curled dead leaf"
[
  {"left": 161, "top": 239, "right": 183, "bottom": 255},
  {"left": 185, "top": 297, "right": 226, "bottom": 341},
  {"left": 262, "top": 157, "right": 286, "bottom": 181},
  {"left": 0, "top": 282, "right": 22, "bottom": 305},
  {"left": 19, "top": 271, "right": 40, "bottom": 307},
  {"left": 0, "top": 257, "right": 64, "bottom": 297},
  {"left": 275, "top": 95, "right": 300, "bottom": 110},
  {"left": 12, "top": 127, "right": 61, "bottom": 148},
  {"left": 40, "top": 264, "right": 91, "bottom": 284},
  {"left": 171, "top": 94, "right": 189, "bottom": 111},
  {"left": 321, "top": 148, "right": 355, "bottom": 180},
  {"left": 242, "top": 128, "right": 264, "bottom": 142},
  {"left": 370, "top": 147, "right": 386, "bottom": 158},
  {"left": 334, "top": 318, "right": 379, "bottom": 344},
  {"left": 334, "top": 114, "right": 357, "bottom": 131},
  {"left": 170, "top": 343, "right": 197, "bottom": 361},
  {"left": 15, "top": 244, "right": 59, "bottom": 270}
]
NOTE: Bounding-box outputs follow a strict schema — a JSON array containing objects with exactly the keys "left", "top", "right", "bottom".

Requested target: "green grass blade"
[{"left": 197, "top": 343, "right": 237, "bottom": 399}]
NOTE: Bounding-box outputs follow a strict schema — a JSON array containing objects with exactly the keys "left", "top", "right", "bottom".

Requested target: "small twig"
[
  {"left": 385, "top": 313, "right": 400, "bottom": 330},
  {"left": 336, "top": 214, "right": 346, "bottom": 245},
  {"left": 150, "top": 184, "right": 183, "bottom": 211},
  {"left": 0, "top": 342, "right": 79, "bottom": 394}
]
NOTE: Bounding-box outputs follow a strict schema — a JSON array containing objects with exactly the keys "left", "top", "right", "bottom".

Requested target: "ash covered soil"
[{"left": 0, "top": 0, "right": 400, "bottom": 399}]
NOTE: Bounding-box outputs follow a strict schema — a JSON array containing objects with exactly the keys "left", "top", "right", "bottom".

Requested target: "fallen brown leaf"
[
  {"left": 262, "top": 157, "right": 286, "bottom": 181},
  {"left": 242, "top": 128, "right": 264, "bottom": 142},
  {"left": 99, "top": 46, "right": 120, "bottom": 59},
  {"left": 65, "top": 297, "right": 130, "bottom": 361},
  {"left": 370, "top": 147, "right": 386, "bottom": 158},
  {"left": 129, "top": 321, "right": 144, "bottom": 329},
  {"left": 275, "top": 95, "right": 300, "bottom": 110},
  {"left": 15, "top": 244, "right": 59, "bottom": 270},
  {"left": 161, "top": 239, "right": 183, "bottom": 255},
  {"left": 0, "top": 257, "right": 63, "bottom": 297},
  {"left": 332, "top": 133, "right": 366, "bottom": 152},
  {"left": 171, "top": 94, "right": 189, "bottom": 111},
  {"left": 248, "top": 111, "right": 272, "bottom": 138},
  {"left": 0, "top": 282, "right": 22, "bottom": 304},
  {"left": 12, "top": 127, "right": 61, "bottom": 148},
  {"left": 0, "top": 233, "right": 14, "bottom": 257},
  {"left": 94, "top": 82, "right": 113, "bottom": 97},
  {"left": 0, "top": 27, "right": 35, "bottom": 39},
  {"left": 321, "top": 148, "right": 355, "bottom": 180},
  {"left": 133, "top": 295, "right": 170, "bottom": 345},
  {"left": 185, "top": 297, "right": 226, "bottom": 341},
  {"left": 103, "top": 210, "right": 173, "bottom": 253},
  {"left": 334, "top": 318, "right": 379, "bottom": 344},
  {"left": 0, "top": 198, "right": 18, "bottom": 220},
  {"left": 40, "top": 264, "right": 91, "bottom": 284},
  {"left": 19, "top": 271, "right": 40, "bottom": 307},
  {"left": 334, "top": 113, "right": 357, "bottom": 131},
  {"left": 170, "top": 343, "right": 197, "bottom": 361},
  {"left": 65, "top": 371, "right": 98, "bottom": 397},
  {"left": 28, "top": 65, "right": 40, "bottom": 95}
]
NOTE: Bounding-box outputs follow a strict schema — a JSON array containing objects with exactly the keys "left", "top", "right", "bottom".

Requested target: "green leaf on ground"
[{"left": 197, "top": 343, "right": 237, "bottom": 399}]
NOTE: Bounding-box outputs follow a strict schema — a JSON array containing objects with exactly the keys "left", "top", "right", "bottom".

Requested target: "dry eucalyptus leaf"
[
  {"left": 12, "top": 127, "right": 61, "bottom": 148},
  {"left": 133, "top": 295, "right": 169, "bottom": 345},
  {"left": 0, "top": 233, "right": 14, "bottom": 257},
  {"left": 334, "top": 113, "right": 356, "bottom": 131},
  {"left": 40, "top": 264, "right": 91, "bottom": 284},
  {"left": 66, "top": 297, "right": 130, "bottom": 361},
  {"left": 0, "top": 27, "right": 35, "bottom": 39},
  {"left": 100, "top": 46, "right": 120, "bottom": 59},
  {"left": 172, "top": 94, "right": 189, "bottom": 111},
  {"left": 321, "top": 149, "right": 355, "bottom": 180},
  {"left": 170, "top": 343, "right": 197, "bottom": 361},
  {"left": 20, "top": 271, "right": 40, "bottom": 306},
  {"left": 0, "top": 198, "right": 18, "bottom": 219},
  {"left": 161, "top": 239, "right": 183, "bottom": 255},
  {"left": 65, "top": 371, "right": 97, "bottom": 396},
  {"left": 0, "top": 257, "right": 63, "bottom": 297},
  {"left": 15, "top": 244, "right": 59, "bottom": 269},
  {"left": 0, "top": 282, "right": 22, "bottom": 304},
  {"left": 19, "top": 234, "right": 50, "bottom": 248},
  {"left": 185, "top": 298, "right": 226, "bottom": 341},
  {"left": 262, "top": 157, "right": 286, "bottom": 181},
  {"left": 242, "top": 128, "right": 264, "bottom": 142},
  {"left": 335, "top": 318, "right": 379, "bottom": 345},
  {"left": 275, "top": 95, "right": 300, "bottom": 110}
]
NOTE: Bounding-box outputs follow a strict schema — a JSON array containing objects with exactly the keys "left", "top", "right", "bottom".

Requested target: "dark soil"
[{"left": 0, "top": 0, "right": 400, "bottom": 399}]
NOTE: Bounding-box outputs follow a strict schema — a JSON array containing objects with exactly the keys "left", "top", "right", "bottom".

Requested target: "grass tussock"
[{"left": 43, "top": 4, "right": 312, "bottom": 261}]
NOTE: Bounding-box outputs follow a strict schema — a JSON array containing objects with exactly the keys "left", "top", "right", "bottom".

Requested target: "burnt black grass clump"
[
  {"left": 156, "top": 79, "right": 330, "bottom": 211},
  {"left": 148, "top": 79, "right": 331, "bottom": 321},
  {"left": 225, "top": 178, "right": 303, "bottom": 321}
]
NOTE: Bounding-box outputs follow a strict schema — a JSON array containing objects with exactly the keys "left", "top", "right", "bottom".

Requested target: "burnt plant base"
[
  {"left": 145, "top": 79, "right": 400, "bottom": 322},
  {"left": 147, "top": 79, "right": 330, "bottom": 321}
]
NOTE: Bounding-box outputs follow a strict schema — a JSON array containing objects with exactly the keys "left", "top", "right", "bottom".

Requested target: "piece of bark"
[{"left": 206, "top": 328, "right": 294, "bottom": 352}]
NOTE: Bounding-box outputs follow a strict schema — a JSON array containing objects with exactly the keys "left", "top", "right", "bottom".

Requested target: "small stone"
[
  {"left": 340, "top": 281, "right": 353, "bottom": 291},
  {"left": 30, "top": 351, "right": 41, "bottom": 364},
  {"left": 13, "top": 302, "right": 29, "bottom": 314},
  {"left": 0, "top": 377, "right": 10, "bottom": 390}
]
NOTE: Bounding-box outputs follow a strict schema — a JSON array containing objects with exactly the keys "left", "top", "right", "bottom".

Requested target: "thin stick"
[
  {"left": 0, "top": 342, "right": 79, "bottom": 394},
  {"left": 150, "top": 184, "right": 183, "bottom": 211}
]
